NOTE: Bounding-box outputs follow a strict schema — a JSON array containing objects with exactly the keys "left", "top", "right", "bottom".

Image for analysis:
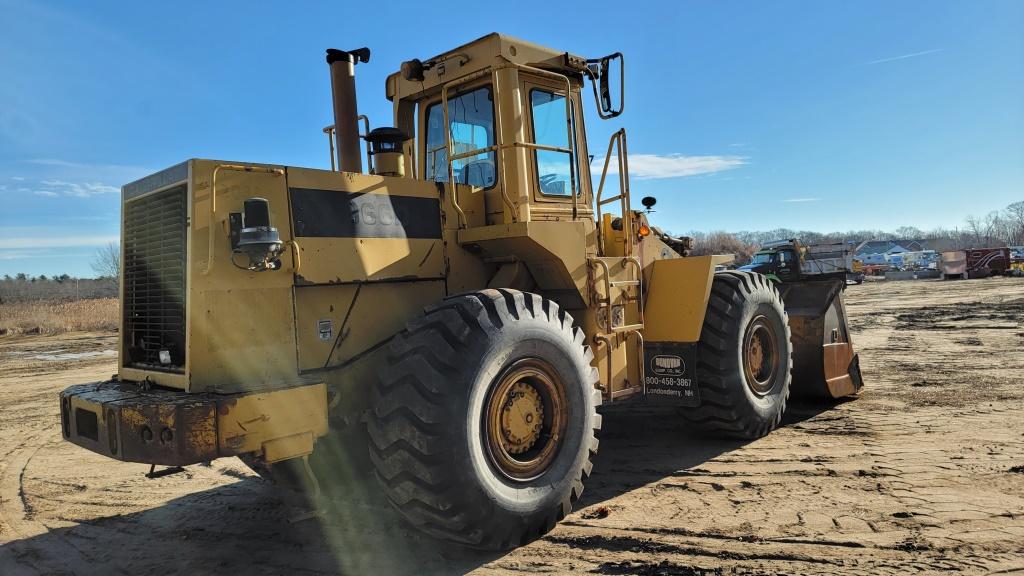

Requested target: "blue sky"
[{"left": 1, "top": 0, "right": 1021, "bottom": 277}]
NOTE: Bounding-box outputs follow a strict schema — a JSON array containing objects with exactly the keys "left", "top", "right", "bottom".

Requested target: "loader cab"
[{"left": 387, "top": 33, "right": 596, "bottom": 227}]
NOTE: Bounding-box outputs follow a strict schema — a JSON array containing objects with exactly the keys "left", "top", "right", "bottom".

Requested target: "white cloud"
[
  {"left": 595, "top": 153, "right": 746, "bottom": 180},
  {"left": 25, "top": 158, "right": 148, "bottom": 172},
  {"left": 11, "top": 176, "right": 25, "bottom": 181},
  {"left": 39, "top": 179, "right": 119, "bottom": 197},
  {"left": 864, "top": 49, "right": 942, "bottom": 66},
  {"left": 0, "top": 235, "right": 118, "bottom": 249},
  {"left": 783, "top": 197, "right": 820, "bottom": 203},
  {"left": 0, "top": 249, "right": 58, "bottom": 261},
  {"left": 33, "top": 190, "right": 59, "bottom": 197}
]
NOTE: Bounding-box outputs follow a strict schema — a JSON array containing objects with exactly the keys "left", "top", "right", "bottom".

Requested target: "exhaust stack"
[{"left": 326, "top": 47, "right": 370, "bottom": 173}]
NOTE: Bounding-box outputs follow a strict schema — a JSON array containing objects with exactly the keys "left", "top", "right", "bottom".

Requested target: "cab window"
[
  {"left": 424, "top": 86, "right": 496, "bottom": 189},
  {"left": 529, "top": 89, "right": 578, "bottom": 196}
]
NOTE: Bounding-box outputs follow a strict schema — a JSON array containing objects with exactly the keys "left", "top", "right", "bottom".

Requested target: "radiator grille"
[{"left": 123, "top": 185, "right": 187, "bottom": 372}]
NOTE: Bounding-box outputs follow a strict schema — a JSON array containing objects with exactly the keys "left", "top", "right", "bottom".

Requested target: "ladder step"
[
  {"left": 609, "top": 280, "right": 640, "bottom": 287},
  {"left": 609, "top": 323, "right": 645, "bottom": 333}
]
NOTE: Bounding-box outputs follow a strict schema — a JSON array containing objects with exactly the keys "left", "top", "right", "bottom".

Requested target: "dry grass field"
[
  {"left": 1, "top": 278, "right": 1022, "bottom": 575},
  {"left": 0, "top": 298, "right": 118, "bottom": 335}
]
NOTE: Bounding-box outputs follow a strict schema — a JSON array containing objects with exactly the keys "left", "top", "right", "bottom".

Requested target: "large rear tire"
[
  {"left": 367, "top": 289, "right": 601, "bottom": 550},
  {"left": 680, "top": 271, "right": 792, "bottom": 439}
]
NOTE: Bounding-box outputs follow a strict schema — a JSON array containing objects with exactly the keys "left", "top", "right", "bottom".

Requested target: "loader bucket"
[{"left": 777, "top": 277, "right": 864, "bottom": 400}]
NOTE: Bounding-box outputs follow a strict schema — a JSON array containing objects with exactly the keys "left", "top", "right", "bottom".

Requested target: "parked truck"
[{"left": 739, "top": 239, "right": 862, "bottom": 283}]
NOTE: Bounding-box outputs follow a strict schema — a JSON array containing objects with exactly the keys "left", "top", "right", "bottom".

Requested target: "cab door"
[
  {"left": 522, "top": 77, "right": 591, "bottom": 221},
  {"left": 776, "top": 249, "right": 798, "bottom": 279}
]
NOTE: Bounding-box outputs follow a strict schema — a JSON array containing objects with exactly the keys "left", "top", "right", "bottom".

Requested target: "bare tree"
[
  {"left": 964, "top": 215, "right": 982, "bottom": 245},
  {"left": 893, "top": 226, "right": 923, "bottom": 240},
  {"left": 1005, "top": 201, "right": 1024, "bottom": 245},
  {"left": 91, "top": 242, "right": 121, "bottom": 279},
  {"left": 688, "top": 231, "right": 759, "bottom": 264}
]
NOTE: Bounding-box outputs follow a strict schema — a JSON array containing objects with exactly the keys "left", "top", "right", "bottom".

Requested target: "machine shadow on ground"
[
  {"left": 576, "top": 398, "right": 841, "bottom": 509},
  {"left": 3, "top": 400, "right": 841, "bottom": 576}
]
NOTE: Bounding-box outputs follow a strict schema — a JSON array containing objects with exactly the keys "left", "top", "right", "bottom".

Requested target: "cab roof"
[{"left": 386, "top": 33, "right": 585, "bottom": 102}]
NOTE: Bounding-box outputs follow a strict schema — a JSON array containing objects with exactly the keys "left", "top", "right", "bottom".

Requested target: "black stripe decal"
[{"left": 290, "top": 187, "right": 442, "bottom": 239}]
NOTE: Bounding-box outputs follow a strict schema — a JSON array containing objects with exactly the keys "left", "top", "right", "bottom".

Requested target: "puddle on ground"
[{"left": 31, "top": 350, "right": 117, "bottom": 361}]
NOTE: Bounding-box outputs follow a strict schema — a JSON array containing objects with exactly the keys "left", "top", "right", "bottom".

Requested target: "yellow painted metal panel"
[
  {"left": 189, "top": 160, "right": 298, "bottom": 394},
  {"left": 119, "top": 368, "right": 188, "bottom": 390},
  {"left": 458, "top": 220, "right": 590, "bottom": 303},
  {"left": 192, "top": 286, "right": 300, "bottom": 392},
  {"left": 218, "top": 383, "right": 328, "bottom": 457},
  {"left": 285, "top": 167, "right": 445, "bottom": 284},
  {"left": 121, "top": 159, "right": 298, "bottom": 392},
  {"left": 262, "top": 432, "right": 315, "bottom": 463},
  {"left": 295, "top": 237, "right": 443, "bottom": 284},
  {"left": 293, "top": 281, "right": 445, "bottom": 371},
  {"left": 643, "top": 256, "right": 732, "bottom": 343}
]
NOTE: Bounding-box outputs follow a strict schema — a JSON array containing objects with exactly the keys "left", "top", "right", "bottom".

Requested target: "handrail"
[
  {"left": 357, "top": 115, "right": 372, "bottom": 173},
  {"left": 592, "top": 256, "right": 644, "bottom": 333},
  {"left": 287, "top": 239, "right": 301, "bottom": 273},
  {"left": 592, "top": 334, "right": 612, "bottom": 394},
  {"left": 592, "top": 326, "right": 645, "bottom": 400},
  {"left": 322, "top": 115, "right": 372, "bottom": 173},
  {"left": 630, "top": 330, "right": 645, "bottom": 393},
  {"left": 323, "top": 126, "right": 336, "bottom": 171},
  {"left": 595, "top": 129, "right": 632, "bottom": 256},
  {"left": 203, "top": 164, "right": 285, "bottom": 275},
  {"left": 448, "top": 141, "right": 575, "bottom": 162}
]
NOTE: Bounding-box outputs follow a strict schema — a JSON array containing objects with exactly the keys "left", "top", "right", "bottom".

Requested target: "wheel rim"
[
  {"left": 484, "top": 358, "right": 568, "bottom": 482},
  {"left": 743, "top": 315, "right": 779, "bottom": 395}
]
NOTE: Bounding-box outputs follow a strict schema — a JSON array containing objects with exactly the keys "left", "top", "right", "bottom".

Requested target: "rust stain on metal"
[
  {"left": 120, "top": 407, "right": 149, "bottom": 429},
  {"left": 224, "top": 435, "right": 247, "bottom": 450}
]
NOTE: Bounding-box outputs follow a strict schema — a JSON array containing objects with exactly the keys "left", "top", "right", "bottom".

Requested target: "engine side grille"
[{"left": 123, "top": 185, "right": 188, "bottom": 372}]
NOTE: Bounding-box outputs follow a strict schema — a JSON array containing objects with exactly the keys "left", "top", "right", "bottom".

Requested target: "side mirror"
[
  {"left": 641, "top": 196, "right": 657, "bottom": 212},
  {"left": 586, "top": 52, "right": 624, "bottom": 119}
]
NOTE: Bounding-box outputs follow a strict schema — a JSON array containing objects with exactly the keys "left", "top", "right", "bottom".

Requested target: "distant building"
[
  {"left": 855, "top": 241, "right": 900, "bottom": 258},
  {"left": 855, "top": 239, "right": 954, "bottom": 268}
]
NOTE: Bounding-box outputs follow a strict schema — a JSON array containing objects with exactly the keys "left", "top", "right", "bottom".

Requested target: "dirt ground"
[{"left": 1, "top": 278, "right": 1023, "bottom": 575}]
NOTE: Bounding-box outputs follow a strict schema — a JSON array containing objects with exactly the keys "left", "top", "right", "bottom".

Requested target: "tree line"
[
  {"left": 0, "top": 275, "right": 118, "bottom": 304},
  {"left": 0, "top": 241, "right": 120, "bottom": 304},
  {"left": 686, "top": 200, "right": 1024, "bottom": 264}
]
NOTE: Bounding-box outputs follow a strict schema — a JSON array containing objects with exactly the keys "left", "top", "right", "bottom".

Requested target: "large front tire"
[
  {"left": 680, "top": 271, "right": 792, "bottom": 439},
  {"left": 368, "top": 289, "right": 601, "bottom": 550}
]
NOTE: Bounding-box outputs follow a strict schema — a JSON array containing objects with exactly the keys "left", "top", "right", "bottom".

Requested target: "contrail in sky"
[{"left": 864, "top": 49, "right": 943, "bottom": 66}]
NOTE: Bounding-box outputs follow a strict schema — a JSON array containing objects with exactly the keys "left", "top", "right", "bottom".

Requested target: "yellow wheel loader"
[{"left": 60, "top": 33, "right": 863, "bottom": 549}]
